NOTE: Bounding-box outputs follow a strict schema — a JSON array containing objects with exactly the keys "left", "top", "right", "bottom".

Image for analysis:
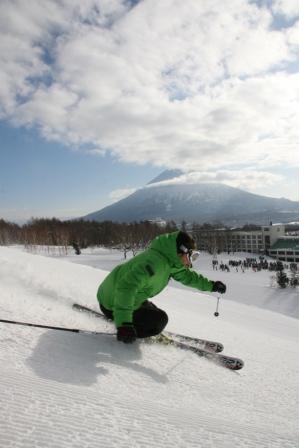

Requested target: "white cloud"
[
  {"left": 109, "top": 187, "right": 137, "bottom": 202},
  {"left": 272, "top": 0, "right": 299, "bottom": 18},
  {"left": 147, "top": 169, "right": 283, "bottom": 195},
  {"left": 286, "top": 21, "right": 299, "bottom": 46},
  {"left": 1, "top": 0, "right": 299, "bottom": 183}
]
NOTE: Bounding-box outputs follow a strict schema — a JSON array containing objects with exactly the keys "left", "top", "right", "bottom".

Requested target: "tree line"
[{"left": 0, "top": 218, "right": 178, "bottom": 251}]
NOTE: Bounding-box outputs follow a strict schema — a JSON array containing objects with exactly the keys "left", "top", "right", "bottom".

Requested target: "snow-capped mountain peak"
[{"left": 84, "top": 171, "right": 299, "bottom": 225}]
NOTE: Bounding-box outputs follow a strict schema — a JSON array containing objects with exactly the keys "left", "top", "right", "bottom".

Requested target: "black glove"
[
  {"left": 211, "top": 281, "right": 227, "bottom": 294},
  {"left": 117, "top": 323, "right": 137, "bottom": 343}
]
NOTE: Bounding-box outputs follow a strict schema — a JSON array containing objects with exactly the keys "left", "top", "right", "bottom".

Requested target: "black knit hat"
[{"left": 176, "top": 231, "right": 196, "bottom": 254}]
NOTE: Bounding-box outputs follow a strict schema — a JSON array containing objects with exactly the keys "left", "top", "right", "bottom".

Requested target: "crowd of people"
[{"left": 212, "top": 257, "right": 296, "bottom": 274}]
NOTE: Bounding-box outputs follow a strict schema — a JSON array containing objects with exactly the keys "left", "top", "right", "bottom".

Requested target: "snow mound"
[{"left": 0, "top": 246, "right": 298, "bottom": 448}]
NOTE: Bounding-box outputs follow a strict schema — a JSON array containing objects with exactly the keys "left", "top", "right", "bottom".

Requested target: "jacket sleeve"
[
  {"left": 113, "top": 263, "right": 149, "bottom": 327},
  {"left": 171, "top": 267, "right": 214, "bottom": 292}
]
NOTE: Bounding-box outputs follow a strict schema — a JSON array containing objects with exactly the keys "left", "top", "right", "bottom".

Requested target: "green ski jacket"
[{"left": 97, "top": 231, "right": 214, "bottom": 327}]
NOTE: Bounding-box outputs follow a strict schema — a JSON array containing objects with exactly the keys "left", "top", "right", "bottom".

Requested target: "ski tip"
[
  {"left": 219, "top": 355, "right": 244, "bottom": 370},
  {"left": 236, "top": 359, "right": 244, "bottom": 370},
  {"left": 231, "top": 359, "right": 244, "bottom": 370}
]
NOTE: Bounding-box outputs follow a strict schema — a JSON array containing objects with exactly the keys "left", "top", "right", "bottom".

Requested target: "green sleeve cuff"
[
  {"left": 114, "top": 310, "right": 133, "bottom": 327},
  {"left": 208, "top": 280, "right": 214, "bottom": 292}
]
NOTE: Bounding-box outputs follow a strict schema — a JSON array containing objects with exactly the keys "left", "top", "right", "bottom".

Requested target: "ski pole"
[
  {"left": 214, "top": 295, "right": 220, "bottom": 317},
  {"left": 0, "top": 318, "right": 116, "bottom": 336}
]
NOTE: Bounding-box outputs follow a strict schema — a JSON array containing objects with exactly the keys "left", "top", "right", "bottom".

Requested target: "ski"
[
  {"left": 169, "top": 339, "right": 244, "bottom": 370},
  {"left": 148, "top": 334, "right": 243, "bottom": 370},
  {"left": 165, "top": 330, "right": 223, "bottom": 353},
  {"left": 73, "top": 302, "right": 109, "bottom": 318},
  {"left": 144, "top": 333, "right": 244, "bottom": 370},
  {"left": 72, "top": 303, "right": 243, "bottom": 371},
  {"left": 72, "top": 303, "right": 223, "bottom": 353}
]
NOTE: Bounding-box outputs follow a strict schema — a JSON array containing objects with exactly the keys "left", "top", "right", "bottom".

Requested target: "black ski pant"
[{"left": 99, "top": 300, "right": 168, "bottom": 338}]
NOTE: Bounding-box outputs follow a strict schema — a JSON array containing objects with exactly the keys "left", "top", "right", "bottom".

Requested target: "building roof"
[{"left": 270, "top": 237, "right": 299, "bottom": 251}]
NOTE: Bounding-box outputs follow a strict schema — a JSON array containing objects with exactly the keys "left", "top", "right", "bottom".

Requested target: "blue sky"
[
  {"left": 0, "top": 122, "right": 160, "bottom": 222},
  {"left": 1, "top": 0, "right": 299, "bottom": 222}
]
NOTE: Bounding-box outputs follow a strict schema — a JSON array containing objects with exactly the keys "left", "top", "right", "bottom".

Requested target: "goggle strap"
[{"left": 179, "top": 244, "right": 190, "bottom": 254}]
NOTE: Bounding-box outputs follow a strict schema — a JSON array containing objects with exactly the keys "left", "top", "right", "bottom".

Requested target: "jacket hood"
[{"left": 149, "top": 231, "right": 183, "bottom": 267}]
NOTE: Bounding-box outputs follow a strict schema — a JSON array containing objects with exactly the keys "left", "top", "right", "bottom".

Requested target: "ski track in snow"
[
  {"left": 0, "top": 246, "right": 299, "bottom": 448},
  {"left": 1, "top": 327, "right": 298, "bottom": 448}
]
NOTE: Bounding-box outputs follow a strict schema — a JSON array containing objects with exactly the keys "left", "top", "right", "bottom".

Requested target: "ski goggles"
[{"left": 179, "top": 245, "right": 200, "bottom": 262}]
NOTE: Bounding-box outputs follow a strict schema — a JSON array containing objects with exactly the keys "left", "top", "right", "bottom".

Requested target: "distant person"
[{"left": 97, "top": 231, "right": 226, "bottom": 343}]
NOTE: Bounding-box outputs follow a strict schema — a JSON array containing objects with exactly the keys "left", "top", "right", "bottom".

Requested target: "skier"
[{"left": 97, "top": 231, "right": 226, "bottom": 343}]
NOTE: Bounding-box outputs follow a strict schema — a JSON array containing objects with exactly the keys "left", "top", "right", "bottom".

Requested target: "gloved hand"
[
  {"left": 117, "top": 323, "right": 137, "bottom": 343},
  {"left": 211, "top": 281, "right": 227, "bottom": 294}
]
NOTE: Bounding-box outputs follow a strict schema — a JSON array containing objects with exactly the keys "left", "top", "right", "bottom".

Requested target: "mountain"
[{"left": 83, "top": 172, "right": 299, "bottom": 225}]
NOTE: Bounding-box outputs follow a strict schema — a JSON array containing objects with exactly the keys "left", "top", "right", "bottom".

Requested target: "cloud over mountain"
[{"left": 84, "top": 170, "right": 299, "bottom": 225}]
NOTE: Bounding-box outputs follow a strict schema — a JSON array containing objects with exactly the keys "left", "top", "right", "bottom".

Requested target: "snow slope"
[{"left": 0, "top": 246, "right": 299, "bottom": 448}]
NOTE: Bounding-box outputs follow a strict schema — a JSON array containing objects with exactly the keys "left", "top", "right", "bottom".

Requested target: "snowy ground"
[{"left": 0, "top": 245, "right": 299, "bottom": 447}]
